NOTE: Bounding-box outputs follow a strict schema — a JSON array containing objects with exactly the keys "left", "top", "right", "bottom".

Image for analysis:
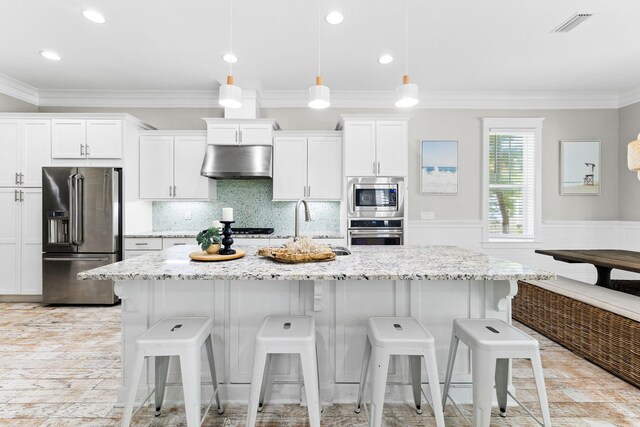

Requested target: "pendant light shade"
[
  {"left": 628, "top": 133, "right": 640, "bottom": 180},
  {"left": 395, "top": 75, "right": 418, "bottom": 108},
  {"left": 219, "top": 75, "right": 243, "bottom": 109},
  {"left": 308, "top": 76, "right": 330, "bottom": 109}
]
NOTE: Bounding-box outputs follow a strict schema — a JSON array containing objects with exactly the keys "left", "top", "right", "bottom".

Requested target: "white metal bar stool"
[
  {"left": 355, "top": 317, "right": 445, "bottom": 427},
  {"left": 246, "top": 315, "right": 321, "bottom": 427},
  {"left": 121, "top": 316, "right": 223, "bottom": 427},
  {"left": 442, "top": 318, "right": 552, "bottom": 427}
]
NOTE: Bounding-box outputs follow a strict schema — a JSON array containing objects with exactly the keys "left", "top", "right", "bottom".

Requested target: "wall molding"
[{"left": 3, "top": 72, "right": 640, "bottom": 110}]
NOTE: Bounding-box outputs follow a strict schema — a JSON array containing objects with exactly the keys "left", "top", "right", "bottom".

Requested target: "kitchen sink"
[{"left": 331, "top": 246, "right": 351, "bottom": 256}]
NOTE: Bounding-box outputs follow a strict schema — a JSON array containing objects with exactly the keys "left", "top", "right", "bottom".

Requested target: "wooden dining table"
[{"left": 536, "top": 249, "right": 640, "bottom": 294}]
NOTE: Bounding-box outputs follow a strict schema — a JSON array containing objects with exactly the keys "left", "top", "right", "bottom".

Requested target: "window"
[{"left": 483, "top": 118, "right": 543, "bottom": 242}]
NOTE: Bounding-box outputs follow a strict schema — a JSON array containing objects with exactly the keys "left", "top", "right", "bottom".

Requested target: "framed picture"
[
  {"left": 560, "top": 140, "right": 601, "bottom": 195},
  {"left": 420, "top": 140, "right": 458, "bottom": 195}
]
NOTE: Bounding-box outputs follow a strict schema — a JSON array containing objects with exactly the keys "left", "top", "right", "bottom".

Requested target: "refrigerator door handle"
[
  {"left": 43, "top": 257, "right": 111, "bottom": 262},
  {"left": 70, "top": 173, "right": 85, "bottom": 246}
]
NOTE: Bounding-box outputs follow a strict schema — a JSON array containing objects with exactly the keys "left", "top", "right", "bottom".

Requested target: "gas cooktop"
[{"left": 231, "top": 227, "right": 275, "bottom": 235}]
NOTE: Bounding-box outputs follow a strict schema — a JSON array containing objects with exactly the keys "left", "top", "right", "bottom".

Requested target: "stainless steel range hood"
[{"left": 200, "top": 144, "right": 273, "bottom": 179}]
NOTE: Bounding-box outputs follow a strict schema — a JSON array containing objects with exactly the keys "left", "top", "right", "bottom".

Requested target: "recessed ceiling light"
[
  {"left": 82, "top": 9, "right": 106, "bottom": 24},
  {"left": 222, "top": 53, "right": 238, "bottom": 64},
  {"left": 325, "top": 11, "right": 344, "bottom": 25},
  {"left": 40, "top": 51, "right": 61, "bottom": 61},
  {"left": 378, "top": 54, "right": 393, "bottom": 64}
]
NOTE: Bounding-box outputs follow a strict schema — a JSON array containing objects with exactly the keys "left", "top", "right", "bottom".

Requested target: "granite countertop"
[
  {"left": 125, "top": 231, "right": 344, "bottom": 239},
  {"left": 79, "top": 245, "right": 554, "bottom": 282}
]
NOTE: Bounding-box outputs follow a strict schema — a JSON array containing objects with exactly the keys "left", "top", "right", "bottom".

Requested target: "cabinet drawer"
[
  {"left": 124, "top": 250, "right": 160, "bottom": 260},
  {"left": 162, "top": 237, "right": 195, "bottom": 249},
  {"left": 124, "top": 238, "right": 162, "bottom": 250}
]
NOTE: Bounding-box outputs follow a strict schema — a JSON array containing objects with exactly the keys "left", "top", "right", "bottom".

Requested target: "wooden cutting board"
[{"left": 189, "top": 249, "right": 246, "bottom": 262}]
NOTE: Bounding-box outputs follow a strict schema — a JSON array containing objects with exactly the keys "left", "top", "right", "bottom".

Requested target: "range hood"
[{"left": 200, "top": 144, "right": 272, "bottom": 179}]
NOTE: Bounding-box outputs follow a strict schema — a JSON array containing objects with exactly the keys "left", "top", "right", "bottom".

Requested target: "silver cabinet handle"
[
  {"left": 239, "top": 130, "right": 243, "bottom": 143},
  {"left": 20, "top": 173, "right": 24, "bottom": 185},
  {"left": 373, "top": 161, "right": 376, "bottom": 175},
  {"left": 308, "top": 186, "right": 311, "bottom": 197},
  {"left": 303, "top": 186, "right": 307, "bottom": 197},
  {"left": 19, "top": 190, "right": 23, "bottom": 202},
  {"left": 235, "top": 130, "right": 238, "bottom": 143},
  {"left": 80, "top": 144, "right": 84, "bottom": 156},
  {"left": 169, "top": 186, "right": 172, "bottom": 197},
  {"left": 378, "top": 162, "right": 381, "bottom": 174},
  {"left": 15, "top": 173, "right": 19, "bottom": 185},
  {"left": 173, "top": 186, "right": 177, "bottom": 197},
  {"left": 134, "top": 242, "right": 148, "bottom": 246},
  {"left": 14, "top": 189, "right": 19, "bottom": 201},
  {"left": 173, "top": 243, "right": 186, "bottom": 246},
  {"left": 85, "top": 144, "right": 90, "bottom": 156}
]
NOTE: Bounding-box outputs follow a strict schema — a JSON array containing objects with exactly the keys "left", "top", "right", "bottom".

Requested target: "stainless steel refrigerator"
[{"left": 42, "top": 167, "right": 122, "bottom": 304}]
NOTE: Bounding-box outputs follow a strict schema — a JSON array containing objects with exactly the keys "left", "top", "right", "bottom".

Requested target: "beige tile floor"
[{"left": 0, "top": 303, "right": 639, "bottom": 426}]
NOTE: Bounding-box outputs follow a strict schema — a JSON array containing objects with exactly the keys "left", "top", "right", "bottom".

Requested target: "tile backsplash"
[{"left": 152, "top": 180, "right": 341, "bottom": 234}]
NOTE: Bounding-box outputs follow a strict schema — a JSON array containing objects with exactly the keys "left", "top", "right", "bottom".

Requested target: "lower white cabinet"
[
  {"left": 0, "top": 188, "right": 42, "bottom": 295},
  {"left": 273, "top": 134, "right": 342, "bottom": 201}
]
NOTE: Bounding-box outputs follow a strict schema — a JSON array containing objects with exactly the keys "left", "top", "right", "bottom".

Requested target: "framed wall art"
[
  {"left": 560, "top": 140, "right": 601, "bottom": 195},
  {"left": 421, "top": 140, "right": 458, "bottom": 195}
]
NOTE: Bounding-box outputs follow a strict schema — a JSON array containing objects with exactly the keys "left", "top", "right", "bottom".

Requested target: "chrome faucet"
[{"left": 294, "top": 198, "right": 312, "bottom": 240}]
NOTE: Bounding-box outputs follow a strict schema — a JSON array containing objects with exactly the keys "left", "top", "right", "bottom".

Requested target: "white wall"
[
  {"left": 0, "top": 93, "right": 37, "bottom": 112},
  {"left": 618, "top": 102, "right": 640, "bottom": 221}
]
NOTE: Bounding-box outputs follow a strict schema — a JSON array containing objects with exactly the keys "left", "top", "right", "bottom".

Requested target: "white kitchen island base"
[{"left": 114, "top": 278, "right": 518, "bottom": 406}]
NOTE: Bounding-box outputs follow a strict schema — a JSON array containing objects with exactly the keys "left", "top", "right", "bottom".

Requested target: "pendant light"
[
  {"left": 308, "top": 0, "right": 330, "bottom": 109},
  {"left": 219, "top": 0, "right": 242, "bottom": 108},
  {"left": 395, "top": 0, "right": 418, "bottom": 108}
]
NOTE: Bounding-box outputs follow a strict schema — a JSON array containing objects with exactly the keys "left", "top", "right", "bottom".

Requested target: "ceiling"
[{"left": 1, "top": 0, "right": 639, "bottom": 103}]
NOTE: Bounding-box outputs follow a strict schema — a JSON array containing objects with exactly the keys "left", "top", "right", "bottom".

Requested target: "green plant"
[{"left": 196, "top": 227, "right": 222, "bottom": 251}]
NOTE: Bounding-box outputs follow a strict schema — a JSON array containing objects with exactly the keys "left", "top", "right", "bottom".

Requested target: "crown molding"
[
  {"left": 0, "top": 72, "right": 635, "bottom": 110},
  {"left": 0, "top": 73, "right": 38, "bottom": 105}
]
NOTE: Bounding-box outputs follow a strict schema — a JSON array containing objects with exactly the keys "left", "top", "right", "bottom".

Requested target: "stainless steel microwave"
[{"left": 347, "top": 177, "right": 405, "bottom": 218}]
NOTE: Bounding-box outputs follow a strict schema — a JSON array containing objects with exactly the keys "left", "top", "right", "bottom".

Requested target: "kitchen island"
[{"left": 79, "top": 245, "right": 553, "bottom": 405}]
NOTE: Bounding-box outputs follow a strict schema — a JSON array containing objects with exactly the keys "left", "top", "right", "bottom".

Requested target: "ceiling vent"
[{"left": 552, "top": 13, "right": 592, "bottom": 33}]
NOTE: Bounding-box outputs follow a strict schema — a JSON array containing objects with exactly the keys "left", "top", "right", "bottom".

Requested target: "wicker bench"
[{"left": 513, "top": 278, "right": 640, "bottom": 388}]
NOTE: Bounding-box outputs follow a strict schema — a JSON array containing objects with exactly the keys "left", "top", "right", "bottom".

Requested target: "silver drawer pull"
[
  {"left": 134, "top": 243, "right": 148, "bottom": 246},
  {"left": 173, "top": 243, "right": 186, "bottom": 246}
]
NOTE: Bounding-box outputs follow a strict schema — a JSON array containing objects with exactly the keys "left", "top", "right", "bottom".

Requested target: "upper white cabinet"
[
  {"left": 0, "top": 119, "right": 51, "bottom": 188},
  {"left": 139, "top": 134, "right": 210, "bottom": 200},
  {"left": 204, "top": 118, "right": 279, "bottom": 146},
  {"left": 341, "top": 115, "right": 410, "bottom": 177},
  {"left": 273, "top": 133, "right": 342, "bottom": 201},
  {"left": 52, "top": 119, "right": 122, "bottom": 159}
]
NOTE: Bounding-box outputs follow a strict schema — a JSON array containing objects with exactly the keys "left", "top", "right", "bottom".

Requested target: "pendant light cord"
[
  {"left": 317, "top": 0, "right": 321, "bottom": 77},
  {"left": 404, "top": 0, "right": 409, "bottom": 75},
  {"left": 229, "top": 0, "right": 233, "bottom": 76}
]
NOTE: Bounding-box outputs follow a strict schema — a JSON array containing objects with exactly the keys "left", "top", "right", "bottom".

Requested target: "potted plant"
[{"left": 196, "top": 227, "right": 222, "bottom": 254}]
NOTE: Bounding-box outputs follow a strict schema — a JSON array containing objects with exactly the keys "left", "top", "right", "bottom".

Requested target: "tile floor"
[{"left": 0, "top": 303, "right": 639, "bottom": 426}]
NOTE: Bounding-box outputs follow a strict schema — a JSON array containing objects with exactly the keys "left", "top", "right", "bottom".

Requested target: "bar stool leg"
[
  {"left": 179, "top": 348, "right": 202, "bottom": 427},
  {"left": 205, "top": 335, "right": 224, "bottom": 414},
  {"left": 300, "top": 347, "right": 321, "bottom": 427},
  {"left": 472, "top": 349, "right": 495, "bottom": 427},
  {"left": 531, "top": 352, "right": 552, "bottom": 426},
  {"left": 246, "top": 345, "right": 268, "bottom": 427},
  {"left": 122, "top": 352, "right": 145, "bottom": 427},
  {"left": 423, "top": 348, "right": 446, "bottom": 427},
  {"left": 441, "top": 332, "right": 459, "bottom": 408},
  {"left": 258, "top": 354, "right": 272, "bottom": 412},
  {"left": 355, "top": 336, "right": 372, "bottom": 414},
  {"left": 409, "top": 355, "right": 422, "bottom": 414},
  {"left": 495, "top": 358, "right": 509, "bottom": 418},
  {"left": 154, "top": 356, "right": 170, "bottom": 416},
  {"left": 368, "top": 348, "right": 390, "bottom": 427}
]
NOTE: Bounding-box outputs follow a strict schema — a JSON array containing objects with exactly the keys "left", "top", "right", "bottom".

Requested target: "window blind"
[{"left": 488, "top": 130, "right": 535, "bottom": 239}]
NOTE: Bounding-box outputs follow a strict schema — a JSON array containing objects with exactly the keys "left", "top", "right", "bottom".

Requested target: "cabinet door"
[
  {"left": 273, "top": 137, "right": 307, "bottom": 200},
  {"left": 0, "top": 120, "right": 20, "bottom": 187},
  {"left": 376, "top": 121, "right": 408, "bottom": 176},
  {"left": 173, "top": 136, "right": 209, "bottom": 199},
  {"left": 307, "top": 137, "right": 342, "bottom": 200},
  {"left": 0, "top": 189, "right": 20, "bottom": 294},
  {"left": 139, "top": 136, "right": 174, "bottom": 199},
  {"left": 22, "top": 120, "right": 51, "bottom": 187},
  {"left": 239, "top": 123, "right": 272, "bottom": 145},
  {"left": 343, "top": 121, "right": 376, "bottom": 176},
  {"left": 20, "top": 189, "right": 42, "bottom": 295},
  {"left": 86, "top": 120, "right": 122, "bottom": 159},
  {"left": 52, "top": 119, "right": 86, "bottom": 159},
  {"left": 207, "top": 124, "right": 239, "bottom": 145}
]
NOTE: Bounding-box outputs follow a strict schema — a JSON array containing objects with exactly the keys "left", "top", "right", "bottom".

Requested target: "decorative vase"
[{"left": 205, "top": 243, "right": 221, "bottom": 255}]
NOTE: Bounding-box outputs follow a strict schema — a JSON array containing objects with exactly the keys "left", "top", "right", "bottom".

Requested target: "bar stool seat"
[
  {"left": 355, "top": 317, "right": 445, "bottom": 427},
  {"left": 442, "top": 318, "right": 552, "bottom": 427},
  {"left": 246, "top": 315, "right": 321, "bottom": 427},
  {"left": 121, "top": 316, "right": 223, "bottom": 427}
]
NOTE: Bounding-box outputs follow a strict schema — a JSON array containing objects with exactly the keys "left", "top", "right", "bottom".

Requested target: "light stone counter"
[
  {"left": 125, "top": 231, "right": 344, "bottom": 240},
  {"left": 79, "top": 245, "right": 553, "bottom": 282}
]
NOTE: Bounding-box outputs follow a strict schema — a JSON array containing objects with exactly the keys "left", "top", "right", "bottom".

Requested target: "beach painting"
[
  {"left": 421, "top": 140, "right": 458, "bottom": 194},
  {"left": 561, "top": 140, "right": 601, "bottom": 195}
]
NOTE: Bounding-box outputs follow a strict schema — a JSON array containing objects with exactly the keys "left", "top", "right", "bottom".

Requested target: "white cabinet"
[
  {"left": 273, "top": 135, "right": 342, "bottom": 201},
  {"left": 205, "top": 119, "right": 277, "bottom": 146},
  {"left": 124, "top": 237, "right": 163, "bottom": 259},
  {"left": 0, "top": 119, "right": 51, "bottom": 188},
  {"left": 343, "top": 118, "right": 409, "bottom": 177},
  {"left": 0, "top": 188, "right": 42, "bottom": 295},
  {"left": 52, "top": 119, "right": 122, "bottom": 159},
  {"left": 139, "top": 135, "right": 209, "bottom": 200}
]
